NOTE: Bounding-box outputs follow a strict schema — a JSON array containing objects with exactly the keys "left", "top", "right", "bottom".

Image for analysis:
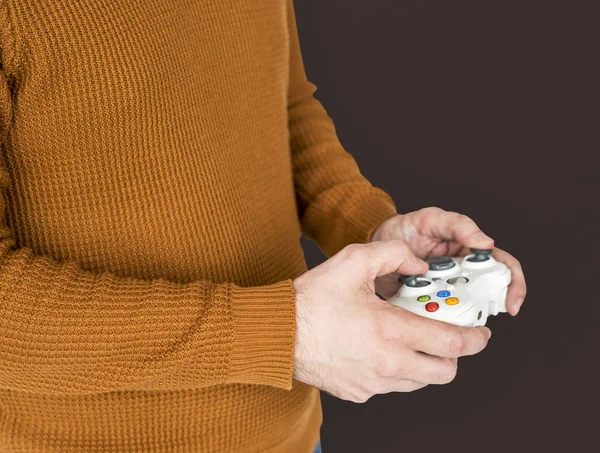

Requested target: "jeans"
[{"left": 313, "top": 439, "right": 322, "bottom": 453}]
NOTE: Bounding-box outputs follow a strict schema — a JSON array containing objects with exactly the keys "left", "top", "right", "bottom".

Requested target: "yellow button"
[
  {"left": 417, "top": 295, "right": 431, "bottom": 302},
  {"left": 445, "top": 297, "right": 459, "bottom": 306}
]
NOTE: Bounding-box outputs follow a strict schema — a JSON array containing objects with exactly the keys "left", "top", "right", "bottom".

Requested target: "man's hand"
[
  {"left": 292, "top": 240, "right": 491, "bottom": 403},
  {"left": 370, "top": 207, "right": 527, "bottom": 315}
]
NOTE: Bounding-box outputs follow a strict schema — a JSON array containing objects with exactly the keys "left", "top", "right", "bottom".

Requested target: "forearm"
[
  {"left": 0, "top": 228, "right": 296, "bottom": 395},
  {"left": 287, "top": 0, "right": 397, "bottom": 257}
]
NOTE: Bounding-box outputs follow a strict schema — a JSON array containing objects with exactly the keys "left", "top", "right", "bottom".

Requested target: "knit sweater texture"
[{"left": 0, "top": 1, "right": 398, "bottom": 452}]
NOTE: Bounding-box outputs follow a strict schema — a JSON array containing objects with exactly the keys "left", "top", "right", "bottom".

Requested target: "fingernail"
[
  {"left": 488, "top": 329, "right": 492, "bottom": 339},
  {"left": 514, "top": 298, "right": 524, "bottom": 315}
]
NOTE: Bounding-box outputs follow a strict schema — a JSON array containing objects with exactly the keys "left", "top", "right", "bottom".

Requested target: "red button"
[{"left": 425, "top": 302, "right": 439, "bottom": 312}]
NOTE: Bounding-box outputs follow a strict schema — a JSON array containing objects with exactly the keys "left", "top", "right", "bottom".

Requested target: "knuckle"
[
  {"left": 376, "top": 358, "right": 401, "bottom": 379},
  {"left": 407, "top": 381, "right": 427, "bottom": 392},
  {"left": 423, "top": 206, "right": 444, "bottom": 215},
  {"left": 341, "top": 243, "right": 366, "bottom": 263},
  {"left": 355, "top": 394, "right": 370, "bottom": 403},
  {"left": 356, "top": 382, "right": 376, "bottom": 401},
  {"left": 345, "top": 391, "right": 366, "bottom": 404},
  {"left": 418, "top": 207, "right": 444, "bottom": 224},
  {"left": 454, "top": 212, "right": 474, "bottom": 225},
  {"left": 446, "top": 331, "right": 466, "bottom": 357},
  {"left": 439, "top": 362, "right": 458, "bottom": 384},
  {"left": 390, "top": 239, "right": 408, "bottom": 253}
]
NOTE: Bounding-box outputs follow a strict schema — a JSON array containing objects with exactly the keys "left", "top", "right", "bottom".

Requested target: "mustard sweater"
[{"left": 0, "top": 1, "right": 397, "bottom": 451}]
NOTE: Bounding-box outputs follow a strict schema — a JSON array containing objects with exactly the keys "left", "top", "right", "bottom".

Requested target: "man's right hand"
[{"left": 292, "top": 240, "right": 491, "bottom": 403}]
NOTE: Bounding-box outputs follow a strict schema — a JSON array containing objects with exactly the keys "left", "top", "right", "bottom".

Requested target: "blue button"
[{"left": 437, "top": 290, "right": 451, "bottom": 297}]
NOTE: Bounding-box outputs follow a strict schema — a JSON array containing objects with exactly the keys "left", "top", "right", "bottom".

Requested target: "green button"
[{"left": 417, "top": 295, "right": 431, "bottom": 302}]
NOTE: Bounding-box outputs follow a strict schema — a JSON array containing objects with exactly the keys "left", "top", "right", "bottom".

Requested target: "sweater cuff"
[{"left": 227, "top": 280, "right": 297, "bottom": 389}]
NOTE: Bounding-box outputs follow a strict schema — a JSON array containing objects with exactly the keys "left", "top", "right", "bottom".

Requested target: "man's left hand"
[{"left": 371, "top": 207, "right": 526, "bottom": 316}]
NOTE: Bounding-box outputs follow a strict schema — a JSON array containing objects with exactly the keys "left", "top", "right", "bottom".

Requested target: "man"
[{"left": 0, "top": 0, "right": 526, "bottom": 452}]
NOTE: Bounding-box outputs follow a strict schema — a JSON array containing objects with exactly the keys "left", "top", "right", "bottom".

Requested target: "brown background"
[{"left": 294, "top": 1, "right": 599, "bottom": 452}]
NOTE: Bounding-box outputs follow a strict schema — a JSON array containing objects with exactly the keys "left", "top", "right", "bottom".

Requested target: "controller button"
[
  {"left": 399, "top": 275, "right": 431, "bottom": 288},
  {"left": 417, "top": 295, "right": 431, "bottom": 302},
  {"left": 425, "top": 302, "right": 439, "bottom": 312},
  {"left": 437, "top": 290, "right": 451, "bottom": 298},
  {"left": 427, "top": 256, "right": 456, "bottom": 271},
  {"left": 467, "top": 248, "right": 493, "bottom": 262},
  {"left": 447, "top": 277, "right": 469, "bottom": 285},
  {"left": 445, "top": 297, "right": 459, "bottom": 306}
]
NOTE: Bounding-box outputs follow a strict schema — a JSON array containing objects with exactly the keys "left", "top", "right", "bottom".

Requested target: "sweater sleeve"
[
  {"left": 0, "top": 77, "right": 296, "bottom": 394},
  {"left": 286, "top": 0, "right": 398, "bottom": 258}
]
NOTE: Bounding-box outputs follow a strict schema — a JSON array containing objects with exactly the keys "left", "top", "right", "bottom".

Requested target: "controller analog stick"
[
  {"left": 427, "top": 256, "right": 456, "bottom": 271},
  {"left": 398, "top": 275, "right": 431, "bottom": 288},
  {"left": 467, "top": 248, "right": 493, "bottom": 263}
]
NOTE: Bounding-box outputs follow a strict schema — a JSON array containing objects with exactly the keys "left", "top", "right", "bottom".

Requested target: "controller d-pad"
[
  {"left": 437, "top": 290, "right": 451, "bottom": 298},
  {"left": 447, "top": 277, "right": 469, "bottom": 285},
  {"left": 427, "top": 256, "right": 456, "bottom": 271}
]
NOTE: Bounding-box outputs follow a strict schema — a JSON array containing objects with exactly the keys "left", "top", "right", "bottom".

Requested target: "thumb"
[{"left": 362, "top": 240, "right": 429, "bottom": 279}]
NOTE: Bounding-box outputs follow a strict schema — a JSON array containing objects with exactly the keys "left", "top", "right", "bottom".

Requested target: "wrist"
[
  {"left": 370, "top": 213, "right": 404, "bottom": 242},
  {"left": 292, "top": 277, "right": 310, "bottom": 383}
]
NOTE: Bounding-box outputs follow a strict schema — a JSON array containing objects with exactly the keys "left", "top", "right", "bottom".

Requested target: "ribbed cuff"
[{"left": 227, "top": 280, "right": 297, "bottom": 390}]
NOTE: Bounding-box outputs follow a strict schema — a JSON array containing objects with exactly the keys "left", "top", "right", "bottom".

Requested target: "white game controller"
[{"left": 387, "top": 249, "right": 511, "bottom": 326}]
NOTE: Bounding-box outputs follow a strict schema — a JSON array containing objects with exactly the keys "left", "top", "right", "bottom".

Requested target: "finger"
[
  {"left": 427, "top": 241, "right": 466, "bottom": 260},
  {"left": 415, "top": 208, "right": 495, "bottom": 250},
  {"left": 409, "top": 354, "right": 458, "bottom": 385},
  {"left": 374, "top": 273, "right": 402, "bottom": 299},
  {"left": 361, "top": 240, "right": 430, "bottom": 279},
  {"left": 377, "top": 378, "right": 429, "bottom": 394},
  {"left": 386, "top": 353, "right": 458, "bottom": 385},
  {"left": 492, "top": 247, "right": 527, "bottom": 315},
  {"left": 399, "top": 310, "right": 491, "bottom": 358}
]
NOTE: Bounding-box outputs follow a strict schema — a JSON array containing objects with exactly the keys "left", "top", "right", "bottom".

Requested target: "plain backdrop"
[{"left": 293, "top": 1, "right": 599, "bottom": 452}]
